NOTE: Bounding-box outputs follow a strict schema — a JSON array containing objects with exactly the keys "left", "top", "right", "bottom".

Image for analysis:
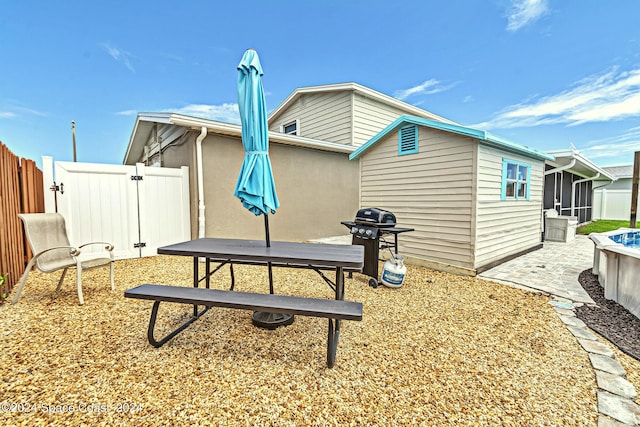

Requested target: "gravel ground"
[
  {"left": 575, "top": 269, "right": 640, "bottom": 361},
  {"left": 1, "top": 256, "right": 599, "bottom": 426}
]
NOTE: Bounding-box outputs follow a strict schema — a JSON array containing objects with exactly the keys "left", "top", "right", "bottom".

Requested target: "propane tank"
[{"left": 381, "top": 255, "right": 407, "bottom": 288}]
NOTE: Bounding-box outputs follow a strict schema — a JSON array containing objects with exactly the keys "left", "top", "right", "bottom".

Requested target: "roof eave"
[
  {"left": 124, "top": 113, "right": 355, "bottom": 164},
  {"left": 546, "top": 149, "right": 616, "bottom": 181},
  {"left": 268, "top": 82, "right": 458, "bottom": 125},
  {"left": 350, "top": 115, "right": 554, "bottom": 162}
]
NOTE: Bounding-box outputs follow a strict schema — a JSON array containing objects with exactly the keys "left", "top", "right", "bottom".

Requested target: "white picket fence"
[{"left": 42, "top": 157, "right": 190, "bottom": 259}]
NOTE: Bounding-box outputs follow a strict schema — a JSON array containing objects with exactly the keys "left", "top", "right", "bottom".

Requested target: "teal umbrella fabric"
[{"left": 233, "top": 49, "right": 280, "bottom": 216}]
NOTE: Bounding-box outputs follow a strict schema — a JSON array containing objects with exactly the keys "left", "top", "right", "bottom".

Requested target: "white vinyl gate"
[{"left": 42, "top": 157, "right": 190, "bottom": 260}]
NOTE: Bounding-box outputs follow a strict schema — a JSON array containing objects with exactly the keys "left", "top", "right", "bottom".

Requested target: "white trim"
[
  {"left": 546, "top": 149, "right": 616, "bottom": 181},
  {"left": 124, "top": 113, "right": 355, "bottom": 164},
  {"left": 267, "top": 82, "right": 458, "bottom": 125}
]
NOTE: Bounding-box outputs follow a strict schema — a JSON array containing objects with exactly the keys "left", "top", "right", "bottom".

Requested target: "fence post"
[
  {"left": 631, "top": 151, "right": 640, "bottom": 228},
  {"left": 42, "top": 156, "right": 56, "bottom": 213}
]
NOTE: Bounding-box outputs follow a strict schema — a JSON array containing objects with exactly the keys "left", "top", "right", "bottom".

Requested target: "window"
[
  {"left": 282, "top": 120, "right": 298, "bottom": 135},
  {"left": 501, "top": 159, "right": 530, "bottom": 200},
  {"left": 398, "top": 125, "right": 418, "bottom": 156}
]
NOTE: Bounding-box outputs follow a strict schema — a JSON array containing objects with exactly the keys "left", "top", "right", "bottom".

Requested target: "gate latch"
[{"left": 50, "top": 182, "right": 64, "bottom": 194}]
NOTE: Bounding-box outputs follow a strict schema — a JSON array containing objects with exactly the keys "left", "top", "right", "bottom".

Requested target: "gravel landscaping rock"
[{"left": 1, "top": 256, "right": 600, "bottom": 426}]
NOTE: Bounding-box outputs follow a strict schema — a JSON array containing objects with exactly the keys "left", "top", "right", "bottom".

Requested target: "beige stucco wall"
[{"left": 162, "top": 132, "right": 359, "bottom": 242}]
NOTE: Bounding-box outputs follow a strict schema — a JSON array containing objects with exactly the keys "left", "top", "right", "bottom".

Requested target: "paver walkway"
[{"left": 478, "top": 235, "right": 595, "bottom": 304}]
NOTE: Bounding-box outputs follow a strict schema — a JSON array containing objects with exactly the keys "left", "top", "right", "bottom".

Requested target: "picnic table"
[{"left": 125, "top": 238, "right": 364, "bottom": 368}]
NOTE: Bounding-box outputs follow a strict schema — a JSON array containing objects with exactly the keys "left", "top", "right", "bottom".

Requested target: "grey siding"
[
  {"left": 474, "top": 145, "right": 544, "bottom": 268},
  {"left": 268, "top": 92, "right": 353, "bottom": 145},
  {"left": 359, "top": 126, "right": 475, "bottom": 268}
]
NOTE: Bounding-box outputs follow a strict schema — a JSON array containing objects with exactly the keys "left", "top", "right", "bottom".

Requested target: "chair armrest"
[
  {"left": 78, "top": 242, "right": 115, "bottom": 261},
  {"left": 32, "top": 246, "right": 81, "bottom": 258},
  {"left": 79, "top": 242, "right": 114, "bottom": 252}
]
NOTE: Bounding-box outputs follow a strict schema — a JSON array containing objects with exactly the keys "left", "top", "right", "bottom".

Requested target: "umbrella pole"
[
  {"left": 251, "top": 212, "right": 294, "bottom": 329},
  {"left": 264, "top": 214, "right": 274, "bottom": 294}
]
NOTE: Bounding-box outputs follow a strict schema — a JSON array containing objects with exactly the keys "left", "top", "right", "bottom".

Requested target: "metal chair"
[{"left": 14, "top": 213, "right": 114, "bottom": 305}]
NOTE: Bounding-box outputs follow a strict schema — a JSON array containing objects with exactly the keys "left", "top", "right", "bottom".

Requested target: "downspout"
[
  {"left": 196, "top": 127, "right": 207, "bottom": 238},
  {"left": 571, "top": 173, "right": 600, "bottom": 217},
  {"left": 544, "top": 158, "right": 576, "bottom": 175}
]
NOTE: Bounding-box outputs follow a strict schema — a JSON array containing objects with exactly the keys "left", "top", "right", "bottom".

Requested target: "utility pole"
[
  {"left": 631, "top": 151, "right": 640, "bottom": 228},
  {"left": 72, "top": 120, "right": 77, "bottom": 162}
]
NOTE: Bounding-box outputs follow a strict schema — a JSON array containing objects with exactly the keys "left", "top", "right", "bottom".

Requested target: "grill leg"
[{"left": 352, "top": 236, "right": 380, "bottom": 281}]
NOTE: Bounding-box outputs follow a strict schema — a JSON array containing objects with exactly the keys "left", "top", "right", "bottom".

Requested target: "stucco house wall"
[{"left": 125, "top": 114, "right": 359, "bottom": 242}]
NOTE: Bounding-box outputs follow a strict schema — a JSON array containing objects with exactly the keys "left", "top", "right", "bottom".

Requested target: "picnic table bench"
[
  {"left": 125, "top": 284, "right": 363, "bottom": 368},
  {"left": 124, "top": 238, "right": 364, "bottom": 368}
]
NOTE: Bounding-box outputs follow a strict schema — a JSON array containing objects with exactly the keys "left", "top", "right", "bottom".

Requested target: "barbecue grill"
[{"left": 341, "top": 208, "right": 414, "bottom": 288}]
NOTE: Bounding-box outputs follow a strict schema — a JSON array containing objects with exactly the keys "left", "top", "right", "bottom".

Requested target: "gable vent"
[{"left": 398, "top": 125, "right": 418, "bottom": 155}]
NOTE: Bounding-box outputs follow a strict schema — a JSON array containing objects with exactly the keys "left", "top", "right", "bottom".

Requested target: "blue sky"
[{"left": 2, "top": 0, "right": 640, "bottom": 168}]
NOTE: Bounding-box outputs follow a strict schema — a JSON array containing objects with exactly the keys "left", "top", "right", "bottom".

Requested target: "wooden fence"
[{"left": 0, "top": 142, "right": 44, "bottom": 297}]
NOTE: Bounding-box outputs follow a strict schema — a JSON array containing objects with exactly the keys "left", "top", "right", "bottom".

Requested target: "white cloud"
[
  {"left": 475, "top": 67, "right": 640, "bottom": 129},
  {"left": 394, "top": 79, "right": 458, "bottom": 101},
  {"left": 506, "top": 0, "right": 550, "bottom": 32},
  {"left": 115, "top": 110, "right": 138, "bottom": 116},
  {"left": 0, "top": 106, "right": 48, "bottom": 119},
  {"left": 171, "top": 103, "right": 240, "bottom": 124},
  {"left": 101, "top": 42, "right": 135, "bottom": 73},
  {"left": 582, "top": 127, "right": 640, "bottom": 160}
]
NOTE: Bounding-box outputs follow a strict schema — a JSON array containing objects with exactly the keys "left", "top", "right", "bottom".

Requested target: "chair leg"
[
  {"left": 56, "top": 268, "right": 68, "bottom": 292},
  {"left": 12, "top": 257, "right": 39, "bottom": 304},
  {"left": 76, "top": 261, "right": 84, "bottom": 305},
  {"left": 110, "top": 261, "right": 115, "bottom": 291}
]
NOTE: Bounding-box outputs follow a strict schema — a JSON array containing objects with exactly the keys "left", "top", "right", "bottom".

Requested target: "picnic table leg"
[
  {"left": 193, "top": 257, "right": 199, "bottom": 317},
  {"left": 326, "top": 266, "right": 346, "bottom": 368},
  {"left": 335, "top": 266, "right": 345, "bottom": 300},
  {"left": 327, "top": 318, "right": 341, "bottom": 368},
  {"left": 147, "top": 301, "right": 210, "bottom": 348}
]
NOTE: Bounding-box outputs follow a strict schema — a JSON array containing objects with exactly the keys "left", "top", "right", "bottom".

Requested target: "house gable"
[{"left": 268, "top": 83, "right": 458, "bottom": 147}]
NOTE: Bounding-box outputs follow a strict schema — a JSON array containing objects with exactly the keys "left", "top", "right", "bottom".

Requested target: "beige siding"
[
  {"left": 268, "top": 92, "right": 353, "bottom": 145},
  {"left": 352, "top": 94, "right": 415, "bottom": 147},
  {"left": 474, "top": 145, "right": 545, "bottom": 269},
  {"left": 360, "top": 126, "right": 475, "bottom": 268}
]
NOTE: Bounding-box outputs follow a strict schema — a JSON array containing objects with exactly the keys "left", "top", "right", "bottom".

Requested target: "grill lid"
[{"left": 354, "top": 208, "right": 396, "bottom": 227}]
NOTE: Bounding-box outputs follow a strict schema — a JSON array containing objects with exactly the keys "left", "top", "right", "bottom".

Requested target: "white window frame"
[{"left": 281, "top": 119, "right": 299, "bottom": 136}]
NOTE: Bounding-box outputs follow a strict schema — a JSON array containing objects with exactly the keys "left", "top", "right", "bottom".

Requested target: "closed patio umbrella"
[{"left": 234, "top": 49, "right": 292, "bottom": 328}]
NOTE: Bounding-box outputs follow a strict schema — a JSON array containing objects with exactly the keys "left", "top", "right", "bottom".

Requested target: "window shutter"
[{"left": 398, "top": 125, "right": 418, "bottom": 155}]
